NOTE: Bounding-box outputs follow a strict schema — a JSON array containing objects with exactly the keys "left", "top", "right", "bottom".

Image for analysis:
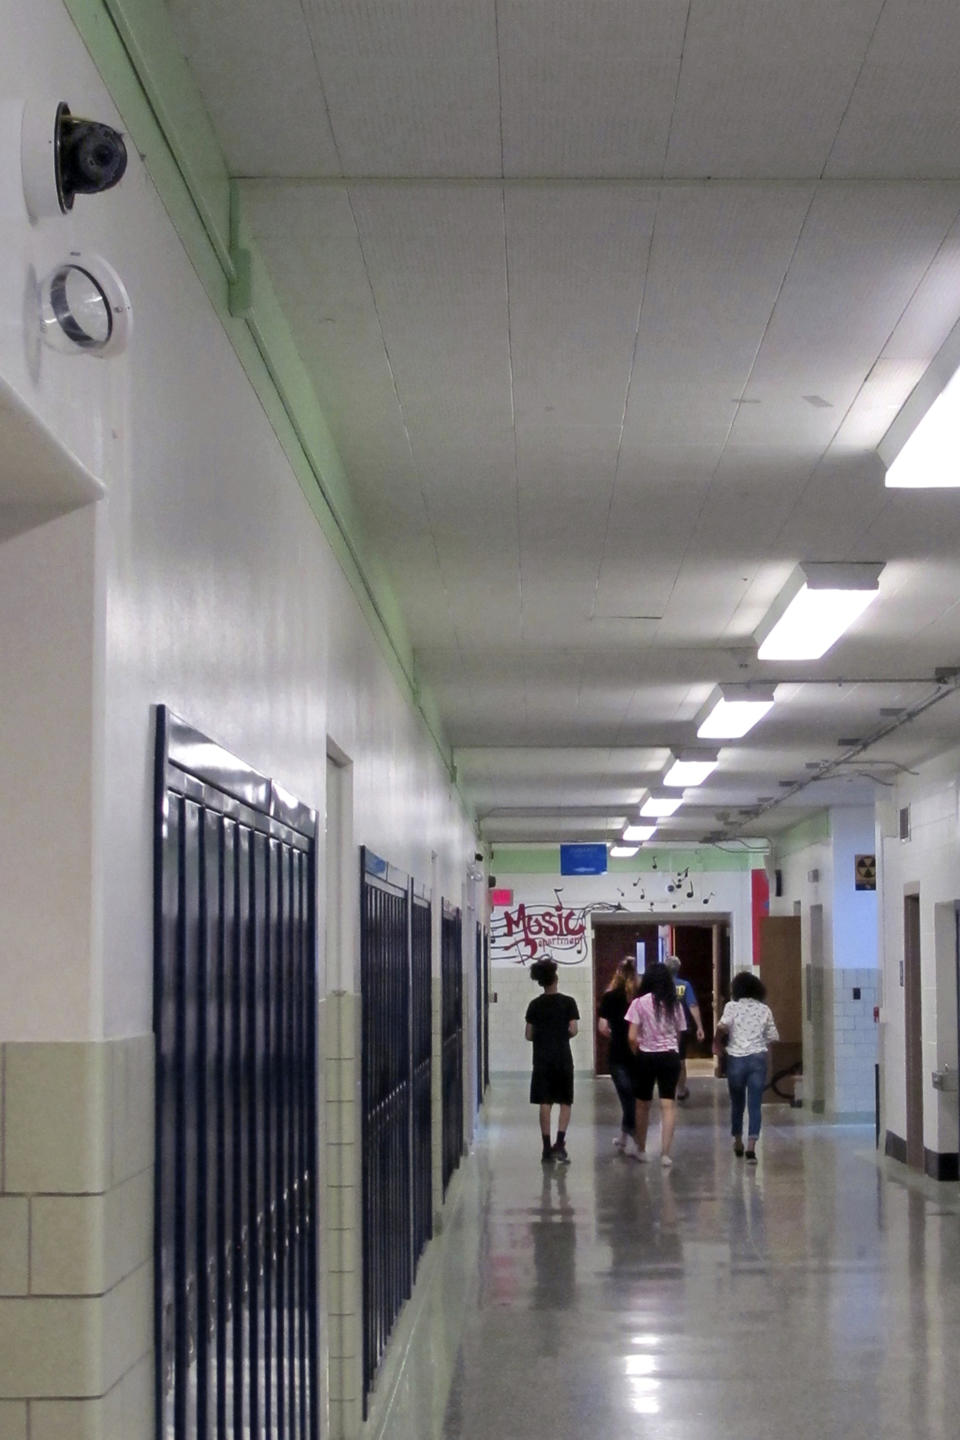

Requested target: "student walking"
[
  {"left": 525, "top": 956, "right": 580, "bottom": 1163},
  {"left": 714, "top": 971, "right": 779, "bottom": 1162},
  {"left": 625, "top": 961, "right": 687, "bottom": 1167},
  {"left": 665, "top": 954, "right": 706, "bottom": 1100},
  {"left": 597, "top": 956, "right": 640, "bottom": 1157}
]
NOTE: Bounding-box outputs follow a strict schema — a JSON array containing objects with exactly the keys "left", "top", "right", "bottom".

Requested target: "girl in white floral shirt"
[{"left": 715, "top": 971, "right": 779, "bottom": 1162}]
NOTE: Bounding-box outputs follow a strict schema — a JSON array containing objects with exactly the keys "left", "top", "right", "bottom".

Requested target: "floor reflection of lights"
[{"left": 624, "top": 1345, "right": 660, "bottom": 1413}]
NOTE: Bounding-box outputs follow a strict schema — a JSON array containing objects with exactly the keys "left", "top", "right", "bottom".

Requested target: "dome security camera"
[{"left": 21, "top": 99, "right": 127, "bottom": 221}]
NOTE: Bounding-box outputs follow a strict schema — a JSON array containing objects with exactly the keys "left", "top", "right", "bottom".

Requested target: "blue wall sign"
[{"left": 560, "top": 843, "right": 608, "bottom": 876}]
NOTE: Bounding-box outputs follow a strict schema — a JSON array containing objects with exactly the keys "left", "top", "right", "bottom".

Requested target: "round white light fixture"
[{"left": 37, "top": 255, "right": 131, "bottom": 357}]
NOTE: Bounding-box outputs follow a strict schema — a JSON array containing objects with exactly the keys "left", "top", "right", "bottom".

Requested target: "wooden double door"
[{"left": 592, "top": 920, "right": 724, "bottom": 1074}]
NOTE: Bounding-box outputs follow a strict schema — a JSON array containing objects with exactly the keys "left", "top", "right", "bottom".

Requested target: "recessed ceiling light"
[
  {"left": 662, "top": 750, "right": 719, "bottom": 788},
  {"left": 755, "top": 562, "right": 883, "bottom": 661},
  {"left": 696, "top": 683, "right": 775, "bottom": 739},
  {"left": 610, "top": 844, "right": 639, "bottom": 858},
  {"left": 885, "top": 366, "right": 960, "bottom": 487},
  {"left": 639, "top": 792, "right": 684, "bottom": 818},
  {"left": 622, "top": 824, "right": 657, "bottom": 842}
]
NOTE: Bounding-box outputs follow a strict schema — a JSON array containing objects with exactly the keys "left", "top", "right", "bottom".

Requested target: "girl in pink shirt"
[{"left": 624, "top": 962, "right": 687, "bottom": 1166}]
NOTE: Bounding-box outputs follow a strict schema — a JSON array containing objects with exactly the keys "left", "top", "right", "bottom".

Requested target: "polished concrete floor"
[{"left": 381, "top": 1071, "right": 960, "bottom": 1440}]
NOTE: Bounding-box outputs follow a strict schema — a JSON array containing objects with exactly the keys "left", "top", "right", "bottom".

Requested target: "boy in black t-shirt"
[{"left": 525, "top": 956, "right": 580, "bottom": 1162}]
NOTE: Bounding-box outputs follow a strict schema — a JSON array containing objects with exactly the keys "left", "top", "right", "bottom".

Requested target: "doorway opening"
[
  {"left": 591, "top": 916, "right": 730, "bottom": 1075},
  {"left": 904, "top": 892, "right": 923, "bottom": 1169}
]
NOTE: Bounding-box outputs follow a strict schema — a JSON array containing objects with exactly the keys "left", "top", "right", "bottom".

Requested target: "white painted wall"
[
  {"left": 487, "top": 865, "right": 755, "bottom": 1072},
  {"left": 830, "top": 807, "right": 879, "bottom": 972},
  {"left": 0, "top": 0, "right": 475, "bottom": 1042},
  {"left": 879, "top": 749, "right": 960, "bottom": 1159},
  {"left": 772, "top": 808, "right": 881, "bottom": 1119}
]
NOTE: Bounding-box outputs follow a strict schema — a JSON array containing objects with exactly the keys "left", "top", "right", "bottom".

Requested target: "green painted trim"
[
  {"left": 491, "top": 846, "right": 758, "bottom": 875},
  {"left": 772, "top": 811, "right": 831, "bottom": 859},
  {"left": 103, "top": 0, "right": 232, "bottom": 272},
  {"left": 62, "top": 0, "right": 460, "bottom": 792}
]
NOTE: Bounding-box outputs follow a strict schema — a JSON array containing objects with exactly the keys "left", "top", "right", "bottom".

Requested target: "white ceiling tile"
[
  {"left": 828, "top": 1, "right": 960, "bottom": 178},
  {"left": 175, "top": 5, "right": 960, "bottom": 842},
  {"left": 666, "top": 1, "right": 884, "bottom": 178},
  {"left": 730, "top": 183, "right": 960, "bottom": 446},
  {"left": 622, "top": 184, "right": 815, "bottom": 446},
  {"left": 498, "top": 0, "right": 688, "bottom": 176},
  {"left": 168, "top": 0, "right": 341, "bottom": 176},
  {"left": 506, "top": 186, "right": 658, "bottom": 424},
  {"left": 302, "top": 0, "right": 501, "bottom": 175}
]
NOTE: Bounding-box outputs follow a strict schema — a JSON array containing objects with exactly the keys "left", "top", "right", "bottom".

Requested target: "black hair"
[
  {"left": 529, "top": 956, "right": 558, "bottom": 988},
  {"left": 731, "top": 970, "right": 767, "bottom": 1002},
  {"left": 638, "top": 960, "right": 678, "bottom": 1019}
]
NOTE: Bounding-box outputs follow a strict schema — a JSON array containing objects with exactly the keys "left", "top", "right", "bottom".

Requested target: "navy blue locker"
[
  {"left": 200, "top": 810, "right": 222, "bottom": 1437},
  {"left": 154, "top": 708, "right": 319, "bottom": 1440},
  {"left": 235, "top": 823, "right": 253, "bottom": 1440},
  {"left": 359, "top": 850, "right": 411, "bottom": 1409},
  {"left": 155, "top": 793, "right": 181, "bottom": 1440},
  {"left": 273, "top": 839, "right": 289, "bottom": 1440},
  {"left": 249, "top": 829, "right": 268, "bottom": 1437},
  {"left": 263, "top": 836, "right": 279, "bottom": 1440},
  {"left": 296, "top": 843, "right": 315, "bottom": 1438},
  {"left": 483, "top": 929, "right": 490, "bottom": 1092},
  {"left": 475, "top": 922, "right": 483, "bottom": 1111},
  {"left": 181, "top": 798, "right": 202, "bottom": 1438},
  {"left": 441, "top": 903, "right": 463, "bottom": 1195},
  {"left": 220, "top": 818, "right": 238, "bottom": 1440},
  {"left": 410, "top": 891, "right": 432, "bottom": 1267}
]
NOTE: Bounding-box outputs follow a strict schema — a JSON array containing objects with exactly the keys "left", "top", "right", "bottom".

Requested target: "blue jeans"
[
  {"left": 727, "top": 1052, "right": 768, "bottom": 1140},
  {"left": 609, "top": 1060, "right": 635, "bottom": 1133}
]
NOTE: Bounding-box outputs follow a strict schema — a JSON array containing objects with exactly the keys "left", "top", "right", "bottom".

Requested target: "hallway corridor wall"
[
  {"left": 879, "top": 745, "right": 960, "bottom": 1179},
  {"left": 771, "top": 807, "right": 879, "bottom": 1121},
  {"left": 0, "top": 0, "right": 477, "bottom": 1433}
]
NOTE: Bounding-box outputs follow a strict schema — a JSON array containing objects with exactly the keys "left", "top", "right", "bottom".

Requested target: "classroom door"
[
  {"left": 904, "top": 894, "right": 924, "bottom": 1169},
  {"left": 759, "top": 916, "right": 803, "bottom": 1096}
]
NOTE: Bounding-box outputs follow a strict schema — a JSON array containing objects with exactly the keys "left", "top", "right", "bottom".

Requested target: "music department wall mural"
[{"left": 490, "top": 864, "right": 727, "bottom": 968}]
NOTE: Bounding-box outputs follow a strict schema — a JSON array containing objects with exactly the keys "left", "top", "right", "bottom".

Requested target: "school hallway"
[{"left": 378, "top": 1074, "right": 960, "bottom": 1440}]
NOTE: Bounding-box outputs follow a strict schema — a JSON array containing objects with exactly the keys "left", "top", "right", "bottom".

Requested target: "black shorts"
[
  {"left": 632, "top": 1050, "right": 682, "bottom": 1102},
  {"left": 530, "top": 1060, "right": 574, "bottom": 1106},
  {"left": 678, "top": 1029, "right": 689, "bottom": 1060}
]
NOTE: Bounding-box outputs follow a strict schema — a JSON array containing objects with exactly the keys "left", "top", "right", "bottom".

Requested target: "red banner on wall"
[{"left": 751, "top": 868, "right": 770, "bottom": 964}]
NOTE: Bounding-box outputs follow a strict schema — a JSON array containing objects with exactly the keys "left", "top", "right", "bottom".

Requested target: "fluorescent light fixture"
[
  {"left": 885, "top": 367, "right": 960, "bottom": 487},
  {"left": 662, "top": 750, "right": 718, "bottom": 788},
  {"left": 755, "top": 562, "right": 883, "bottom": 661},
  {"left": 622, "top": 824, "right": 657, "bottom": 842},
  {"left": 696, "top": 684, "right": 776, "bottom": 740},
  {"left": 610, "top": 844, "right": 639, "bottom": 858},
  {"left": 639, "top": 792, "right": 684, "bottom": 818}
]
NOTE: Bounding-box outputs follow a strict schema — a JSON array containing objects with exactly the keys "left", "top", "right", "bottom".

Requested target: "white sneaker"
[
  {"left": 622, "top": 1135, "right": 641, "bottom": 1159},
  {"left": 660, "top": 1154, "right": 673, "bottom": 1168},
  {"left": 635, "top": 1148, "right": 649, "bottom": 1163},
  {"left": 612, "top": 1133, "right": 626, "bottom": 1151}
]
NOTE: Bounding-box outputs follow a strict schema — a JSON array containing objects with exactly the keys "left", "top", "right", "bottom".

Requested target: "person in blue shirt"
[{"left": 665, "top": 954, "right": 705, "bottom": 1101}]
